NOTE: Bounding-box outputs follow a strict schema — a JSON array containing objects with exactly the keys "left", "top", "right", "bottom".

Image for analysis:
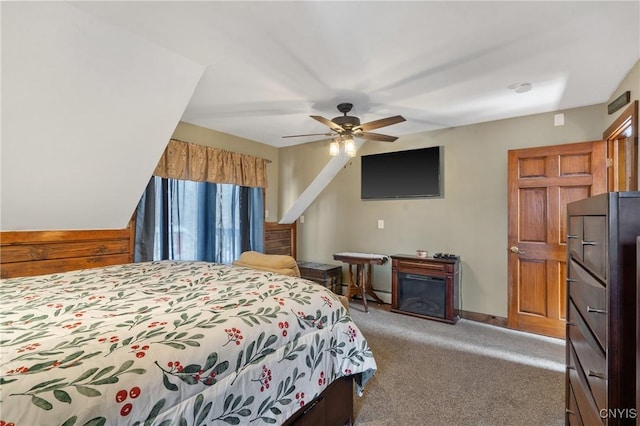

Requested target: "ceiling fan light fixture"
[
  {"left": 329, "top": 141, "right": 340, "bottom": 156},
  {"left": 344, "top": 137, "right": 356, "bottom": 157}
]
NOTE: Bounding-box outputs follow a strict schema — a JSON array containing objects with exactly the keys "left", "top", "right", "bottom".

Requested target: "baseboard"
[
  {"left": 339, "top": 285, "right": 508, "bottom": 328},
  {"left": 459, "top": 310, "right": 508, "bottom": 328}
]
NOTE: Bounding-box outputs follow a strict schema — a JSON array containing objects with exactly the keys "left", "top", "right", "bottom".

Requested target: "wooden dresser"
[{"left": 565, "top": 192, "right": 639, "bottom": 425}]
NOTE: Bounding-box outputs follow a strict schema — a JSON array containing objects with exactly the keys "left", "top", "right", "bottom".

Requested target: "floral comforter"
[{"left": 0, "top": 261, "right": 376, "bottom": 426}]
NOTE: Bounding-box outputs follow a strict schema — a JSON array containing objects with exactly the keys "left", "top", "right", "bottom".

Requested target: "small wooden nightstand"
[{"left": 297, "top": 261, "right": 342, "bottom": 294}]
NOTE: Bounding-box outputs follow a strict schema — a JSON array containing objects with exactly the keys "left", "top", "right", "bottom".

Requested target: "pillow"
[{"left": 232, "top": 251, "right": 300, "bottom": 277}]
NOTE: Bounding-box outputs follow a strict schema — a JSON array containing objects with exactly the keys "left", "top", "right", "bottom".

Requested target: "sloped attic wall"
[{"left": 1, "top": 2, "right": 204, "bottom": 231}]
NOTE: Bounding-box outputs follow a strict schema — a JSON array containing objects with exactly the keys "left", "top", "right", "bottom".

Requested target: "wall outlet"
[
  {"left": 377, "top": 219, "right": 384, "bottom": 229},
  {"left": 265, "top": 210, "right": 269, "bottom": 218},
  {"left": 300, "top": 215, "right": 305, "bottom": 224},
  {"left": 554, "top": 113, "right": 565, "bottom": 126}
]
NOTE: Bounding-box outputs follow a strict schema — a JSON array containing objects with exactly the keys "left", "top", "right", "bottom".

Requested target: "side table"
[
  {"left": 333, "top": 252, "right": 388, "bottom": 312},
  {"left": 297, "top": 261, "right": 342, "bottom": 294}
]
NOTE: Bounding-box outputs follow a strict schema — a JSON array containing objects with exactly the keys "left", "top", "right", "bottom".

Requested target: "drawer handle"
[
  {"left": 301, "top": 398, "right": 320, "bottom": 415},
  {"left": 567, "top": 234, "right": 579, "bottom": 239},
  {"left": 566, "top": 322, "right": 575, "bottom": 326},
  {"left": 566, "top": 278, "right": 577, "bottom": 283},
  {"left": 587, "top": 306, "right": 607, "bottom": 314},
  {"left": 587, "top": 370, "right": 606, "bottom": 380},
  {"left": 581, "top": 240, "right": 597, "bottom": 246},
  {"left": 565, "top": 409, "right": 576, "bottom": 415}
]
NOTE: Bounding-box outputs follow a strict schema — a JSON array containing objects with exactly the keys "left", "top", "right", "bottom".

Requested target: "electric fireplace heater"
[
  {"left": 391, "top": 255, "right": 460, "bottom": 324},
  {"left": 397, "top": 273, "right": 446, "bottom": 318}
]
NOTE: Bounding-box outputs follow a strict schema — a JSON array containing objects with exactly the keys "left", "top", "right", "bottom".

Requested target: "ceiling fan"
[{"left": 283, "top": 103, "right": 406, "bottom": 156}]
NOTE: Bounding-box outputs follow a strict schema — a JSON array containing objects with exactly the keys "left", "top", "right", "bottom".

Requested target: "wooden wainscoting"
[
  {"left": 264, "top": 222, "right": 297, "bottom": 258},
  {"left": 0, "top": 228, "right": 134, "bottom": 279}
]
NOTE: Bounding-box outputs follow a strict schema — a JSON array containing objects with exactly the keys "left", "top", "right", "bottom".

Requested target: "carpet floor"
[{"left": 349, "top": 303, "right": 565, "bottom": 426}]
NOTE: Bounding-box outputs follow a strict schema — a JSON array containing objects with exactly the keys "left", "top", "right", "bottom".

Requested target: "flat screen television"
[{"left": 361, "top": 146, "right": 442, "bottom": 199}]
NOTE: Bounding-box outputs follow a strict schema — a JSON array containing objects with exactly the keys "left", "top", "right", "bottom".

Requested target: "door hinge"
[{"left": 606, "top": 158, "right": 613, "bottom": 167}]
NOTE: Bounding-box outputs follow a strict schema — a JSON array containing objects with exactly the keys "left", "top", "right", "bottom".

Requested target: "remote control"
[{"left": 434, "top": 252, "right": 458, "bottom": 259}]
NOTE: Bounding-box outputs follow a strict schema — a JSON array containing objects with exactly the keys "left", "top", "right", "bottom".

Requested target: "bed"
[{"left": 0, "top": 260, "right": 377, "bottom": 425}]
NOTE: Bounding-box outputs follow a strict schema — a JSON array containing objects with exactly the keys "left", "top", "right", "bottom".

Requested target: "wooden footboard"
[{"left": 283, "top": 375, "right": 353, "bottom": 426}]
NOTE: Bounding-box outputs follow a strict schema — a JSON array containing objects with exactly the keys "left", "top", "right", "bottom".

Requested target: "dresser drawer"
[
  {"left": 568, "top": 215, "right": 607, "bottom": 281},
  {"left": 567, "top": 380, "right": 583, "bottom": 426},
  {"left": 568, "top": 343, "right": 604, "bottom": 425},
  {"left": 568, "top": 259, "right": 607, "bottom": 349},
  {"left": 568, "top": 301, "right": 607, "bottom": 413},
  {"left": 582, "top": 216, "right": 607, "bottom": 280},
  {"left": 568, "top": 216, "right": 584, "bottom": 262},
  {"left": 289, "top": 396, "right": 326, "bottom": 426}
]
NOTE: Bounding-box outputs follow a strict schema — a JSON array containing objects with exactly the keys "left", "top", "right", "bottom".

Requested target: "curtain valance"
[{"left": 153, "top": 139, "right": 268, "bottom": 188}]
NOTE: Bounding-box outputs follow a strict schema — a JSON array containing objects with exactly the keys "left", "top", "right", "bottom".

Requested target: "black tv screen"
[{"left": 361, "top": 146, "right": 442, "bottom": 199}]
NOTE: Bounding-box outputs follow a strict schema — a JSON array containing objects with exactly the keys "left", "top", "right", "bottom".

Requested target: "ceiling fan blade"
[
  {"left": 310, "top": 115, "right": 344, "bottom": 132},
  {"left": 356, "top": 115, "right": 406, "bottom": 132},
  {"left": 356, "top": 132, "right": 398, "bottom": 142},
  {"left": 282, "top": 132, "right": 334, "bottom": 139}
]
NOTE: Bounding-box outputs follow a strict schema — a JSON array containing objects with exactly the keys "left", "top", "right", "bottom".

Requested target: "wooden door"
[{"left": 507, "top": 141, "right": 606, "bottom": 338}]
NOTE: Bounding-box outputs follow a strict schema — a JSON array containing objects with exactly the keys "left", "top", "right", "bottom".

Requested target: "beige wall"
[
  {"left": 278, "top": 104, "right": 605, "bottom": 317},
  {"left": 172, "top": 121, "right": 280, "bottom": 220},
  {"left": 174, "top": 60, "right": 637, "bottom": 319}
]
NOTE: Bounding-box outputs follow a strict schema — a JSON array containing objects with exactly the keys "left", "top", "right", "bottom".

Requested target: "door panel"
[
  {"left": 519, "top": 188, "right": 547, "bottom": 242},
  {"left": 518, "top": 259, "right": 547, "bottom": 316},
  {"left": 507, "top": 141, "right": 606, "bottom": 338}
]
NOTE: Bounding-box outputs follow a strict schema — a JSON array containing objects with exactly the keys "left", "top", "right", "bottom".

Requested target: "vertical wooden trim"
[
  {"left": 506, "top": 149, "right": 519, "bottom": 330},
  {"left": 291, "top": 222, "right": 297, "bottom": 260},
  {"left": 603, "top": 101, "right": 638, "bottom": 191},
  {"left": 591, "top": 140, "right": 607, "bottom": 195},
  {"left": 128, "top": 214, "right": 136, "bottom": 263}
]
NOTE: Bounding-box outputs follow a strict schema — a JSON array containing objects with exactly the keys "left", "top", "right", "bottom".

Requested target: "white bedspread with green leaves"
[{"left": 0, "top": 261, "right": 376, "bottom": 425}]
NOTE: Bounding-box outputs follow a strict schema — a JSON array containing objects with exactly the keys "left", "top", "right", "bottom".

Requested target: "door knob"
[{"left": 510, "top": 246, "right": 525, "bottom": 254}]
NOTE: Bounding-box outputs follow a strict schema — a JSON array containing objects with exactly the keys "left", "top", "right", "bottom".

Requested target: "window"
[{"left": 134, "top": 177, "right": 263, "bottom": 264}]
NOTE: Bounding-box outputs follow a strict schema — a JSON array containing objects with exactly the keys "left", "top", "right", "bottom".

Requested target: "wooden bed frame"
[
  {"left": 1, "top": 222, "right": 297, "bottom": 279},
  {"left": 283, "top": 376, "right": 353, "bottom": 426},
  {"left": 0, "top": 228, "right": 134, "bottom": 279},
  {"left": 0, "top": 224, "right": 355, "bottom": 426},
  {"left": 264, "top": 221, "right": 297, "bottom": 258}
]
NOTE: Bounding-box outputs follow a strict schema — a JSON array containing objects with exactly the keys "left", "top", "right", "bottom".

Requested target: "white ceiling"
[{"left": 72, "top": 1, "right": 639, "bottom": 148}]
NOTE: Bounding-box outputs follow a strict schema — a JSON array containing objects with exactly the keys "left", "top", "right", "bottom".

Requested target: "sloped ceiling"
[
  {"left": 1, "top": 2, "right": 204, "bottom": 231},
  {"left": 2, "top": 1, "right": 639, "bottom": 231},
  {"left": 71, "top": 1, "right": 639, "bottom": 146}
]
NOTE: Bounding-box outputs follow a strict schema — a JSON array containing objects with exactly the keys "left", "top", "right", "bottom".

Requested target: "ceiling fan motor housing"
[
  {"left": 333, "top": 102, "right": 360, "bottom": 130},
  {"left": 332, "top": 115, "right": 360, "bottom": 129}
]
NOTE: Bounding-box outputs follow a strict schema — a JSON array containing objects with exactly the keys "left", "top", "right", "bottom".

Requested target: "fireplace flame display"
[{"left": 397, "top": 274, "right": 446, "bottom": 319}]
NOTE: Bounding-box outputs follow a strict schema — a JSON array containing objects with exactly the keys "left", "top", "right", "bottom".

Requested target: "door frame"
[{"left": 604, "top": 100, "right": 638, "bottom": 191}]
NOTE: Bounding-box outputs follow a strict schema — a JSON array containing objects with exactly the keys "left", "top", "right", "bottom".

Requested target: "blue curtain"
[{"left": 134, "top": 176, "right": 264, "bottom": 264}]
